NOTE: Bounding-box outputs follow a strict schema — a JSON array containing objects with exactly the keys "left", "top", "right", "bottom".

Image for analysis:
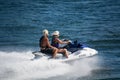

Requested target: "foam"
[{"left": 0, "top": 51, "right": 99, "bottom": 80}]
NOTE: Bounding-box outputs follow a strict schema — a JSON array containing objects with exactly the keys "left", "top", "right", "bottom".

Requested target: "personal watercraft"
[{"left": 32, "top": 40, "right": 98, "bottom": 62}]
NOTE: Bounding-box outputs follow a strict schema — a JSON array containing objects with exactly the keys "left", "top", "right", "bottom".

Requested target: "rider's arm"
[{"left": 56, "top": 38, "right": 69, "bottom": 44}]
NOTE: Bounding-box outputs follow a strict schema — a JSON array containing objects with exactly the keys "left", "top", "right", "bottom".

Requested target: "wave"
[{"left": 0, "top": 51, "right": 99, "bottom": 80}]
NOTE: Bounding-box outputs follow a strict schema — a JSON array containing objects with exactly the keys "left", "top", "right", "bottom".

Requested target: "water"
[{"left": 0, "top": 0, "right": 120, "bottom": 80}]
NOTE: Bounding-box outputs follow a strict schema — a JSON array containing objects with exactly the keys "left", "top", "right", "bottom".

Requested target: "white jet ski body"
[{"left": 32, "top": 47, "right": 98, "bottom": 62}]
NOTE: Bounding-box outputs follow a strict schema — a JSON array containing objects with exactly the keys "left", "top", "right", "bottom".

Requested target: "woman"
[
  {"left": 51, "top": 31, "right": 70, "bottom": 57},
  {"left": 51, "top": 31, "right": 70, "bottom": 48}
]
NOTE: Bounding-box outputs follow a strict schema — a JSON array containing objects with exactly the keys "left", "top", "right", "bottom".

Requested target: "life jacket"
[{"left": 51, "top": 36, "right": 59, "bottom": 48}]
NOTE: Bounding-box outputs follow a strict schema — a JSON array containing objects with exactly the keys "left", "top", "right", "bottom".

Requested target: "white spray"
[{"left": 0, "top": 51, "right": 98, "bottom": 80}]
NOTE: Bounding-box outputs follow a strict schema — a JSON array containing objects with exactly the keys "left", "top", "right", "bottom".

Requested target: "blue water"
[{"left": 0, "top": 0, "right": 120, "bottom": 80}]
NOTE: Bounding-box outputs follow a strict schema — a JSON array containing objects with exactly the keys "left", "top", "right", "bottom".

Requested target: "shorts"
[{"left": 41, "top": 48, "right": 54, "bottom": 56}]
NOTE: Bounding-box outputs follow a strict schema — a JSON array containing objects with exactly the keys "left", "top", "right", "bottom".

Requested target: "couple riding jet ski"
[
  {"left": 39, "top": 29, "right": 69, "bottom": 58},
  {"left": 32, "top": 29, "right": 98, "bottom": 60}
]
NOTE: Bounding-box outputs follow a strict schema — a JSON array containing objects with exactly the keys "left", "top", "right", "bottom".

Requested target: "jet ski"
[{"left": 32, "top": 40, "right": 98, "bottom": 62}]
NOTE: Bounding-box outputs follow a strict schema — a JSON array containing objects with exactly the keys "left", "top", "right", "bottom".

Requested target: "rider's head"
[
  {"left": 52, "top": 31, "right": 59, "bottom": 37},
  {"left": 43, "top": 29, "right": 49, "bottom": 36}
]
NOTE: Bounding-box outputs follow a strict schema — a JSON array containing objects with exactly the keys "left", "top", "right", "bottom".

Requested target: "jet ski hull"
[{"left": 32, "top": 47, "right": 98, "bottom": 62}]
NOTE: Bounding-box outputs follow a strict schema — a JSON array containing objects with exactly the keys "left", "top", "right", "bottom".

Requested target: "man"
[{"left": 39, "top": 29, "right": 68, "bottom": 58}]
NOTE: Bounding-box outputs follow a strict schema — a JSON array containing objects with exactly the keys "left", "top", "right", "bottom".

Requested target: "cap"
[
  {"left": 52, "top": 31, "right": 59, "bottom": 36},
  {"left": 43, "top": 29, "right": 49, "bottom": 35}
]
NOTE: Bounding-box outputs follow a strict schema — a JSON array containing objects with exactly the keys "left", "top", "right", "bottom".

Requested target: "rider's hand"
[{"left": 67, "top": 40, "right": 72, "bottom": 44}]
